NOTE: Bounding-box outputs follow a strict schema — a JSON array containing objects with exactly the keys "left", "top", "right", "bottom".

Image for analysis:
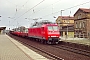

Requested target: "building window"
[
  {"left": 67, "top": 20, "right": 70, "bottom": 23},
  {"left": 76, "top": 22, "right": 78, "bottom": 28},
  {"left": 83, "top": 22, "right": 85, "bottom": 28},
  {"left": 64, "top": 20, "right": 65, "bottom": 23},
  {"left": 58, "top": 20, "right": 60, "bottom": 24},
  {"left": 79, "top": 22, "right": 82, "bottom": 28},
  {"left": 60, "top": 26, "right": 62, "bottom": 29},
  {"left": 78, "top": 14, "right": 81, "bottom": 19},
  {"left": 81, "top": 22, "right": 83, "bottom": 28}
]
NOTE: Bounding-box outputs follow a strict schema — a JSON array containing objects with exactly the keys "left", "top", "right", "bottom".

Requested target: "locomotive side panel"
[{"left": 28, "top": 27, "right": 46, "bottom": 39}]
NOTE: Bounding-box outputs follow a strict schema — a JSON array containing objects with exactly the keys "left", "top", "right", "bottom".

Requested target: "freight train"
[{"left": 10, "top": 20, "right": 60, "bottom": 44}]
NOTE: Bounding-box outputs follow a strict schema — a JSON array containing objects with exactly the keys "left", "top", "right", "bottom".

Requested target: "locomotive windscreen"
[{"left": 48, "top": 26, "right": 58, "bottom": 31}]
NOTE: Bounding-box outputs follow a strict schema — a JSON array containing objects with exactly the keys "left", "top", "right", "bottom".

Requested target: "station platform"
[{"left": 0, "top": 34, "right": 49, "bottom": 60}]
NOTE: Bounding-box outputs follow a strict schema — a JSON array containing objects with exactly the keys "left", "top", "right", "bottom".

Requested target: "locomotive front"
[{"left": 46, "top": 24, "right": 60, "bottom": 44}]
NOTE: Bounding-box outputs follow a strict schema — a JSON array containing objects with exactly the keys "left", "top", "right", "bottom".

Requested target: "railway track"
[
  {"left": 52, "top": 44, "right": 90, "bottom": 57},
  {"left": 8, "top": 34, "right": 90, "bottom": 60},
  {"left": 8, "top": 34, "right": 64, "bottom": 60},
  {"left": 23, "top": 41, "right": 64, "bottom": 60}
]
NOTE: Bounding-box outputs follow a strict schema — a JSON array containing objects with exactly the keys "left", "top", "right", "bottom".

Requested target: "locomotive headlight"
[
  {"left": 59, "top": 36, "right": 61, "bottom": 38},
  {"left": 48, "top": 36, "right": 51, "bottom": 37},
  {"left": 59, "top": 36, "right": 61, "bottom": 40}
]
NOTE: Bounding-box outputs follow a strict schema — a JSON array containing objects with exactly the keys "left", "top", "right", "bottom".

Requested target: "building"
[
  {"left": 0, "top": 27, "right": 6, "bottom": 34},
  {"left": 74, "top": 8, "right": 90, "bottom": 38},
  {"left": 56, "top": 16, "right": 74, "bottom": 38}
]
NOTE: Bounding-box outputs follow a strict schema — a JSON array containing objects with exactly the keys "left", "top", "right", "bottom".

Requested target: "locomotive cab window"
[
  {"left": 48, "top": 26, "right": 58, "bottom": 31},
  {"left": 53, "top": 26, "right": 58, "bottom": 31},
  {"left": 48, "top": 26, "right": 53, "bottom": 30}
]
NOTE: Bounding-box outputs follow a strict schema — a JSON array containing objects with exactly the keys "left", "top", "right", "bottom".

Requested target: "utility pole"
[
  {"left": 60, "top": 10, "right": 64, "bottom": 36},
  {"left": 0, "top": 16, "right": 1, "bottom": 21}
]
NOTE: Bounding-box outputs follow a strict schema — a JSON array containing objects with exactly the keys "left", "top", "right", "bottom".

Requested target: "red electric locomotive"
[
  {"left": 10, "top": 20, "right": 60, "bottom": 44},
  {"left": 28, "top": 20, "right": 60, "bottom": 44}
]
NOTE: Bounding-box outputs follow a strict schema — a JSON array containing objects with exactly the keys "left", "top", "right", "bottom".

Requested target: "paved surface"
[
  {"left": 61, "top": 37, "right": 87, "bottom": 40},
  {"left": 0, "top": 34, "right": 49, "bottom": 60}
]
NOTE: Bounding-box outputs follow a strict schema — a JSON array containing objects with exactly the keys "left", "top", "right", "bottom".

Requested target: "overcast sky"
[{"left": 0, "top": 0, "right": 90, "bottom": 30}]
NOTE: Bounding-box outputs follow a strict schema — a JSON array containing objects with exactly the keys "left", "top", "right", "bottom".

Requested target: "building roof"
[
  {"left": 74, "top": 8, "right": 90, "bottom": 16},
  {"left": 58, "top": 16, "right": 74, "bottom": 20},
  {"left": 80, "top": 8, "right": 90, "bottom": 13},
  {"left": 0, "top": 27, "right": 6, "bottom": 30}
]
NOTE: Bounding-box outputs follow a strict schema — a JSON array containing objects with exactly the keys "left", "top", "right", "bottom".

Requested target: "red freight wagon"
[{"left": 19, "top": 28, "right": 28, "bottom": 37}]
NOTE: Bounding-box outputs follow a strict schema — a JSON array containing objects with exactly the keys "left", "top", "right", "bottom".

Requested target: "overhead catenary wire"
[
  {"left": 14, "top": 0, "right": 45, "bottom": 20},
  {"left": 12, "top": 0, "right": 62, "bottom": 21},
  {"left": 6, "top": 0, "right": 17, "bottom": 6},
  {"left": 14, "top": 0, "right": 30, "bottom": 13},
  {"left": 6, "top": 0, "right": 45, "bottom": 27},
  {"left": 6, "top": 0, "right": 30, "bottom": 9},
  {"left": 6, "top": 0, "right": 30, "bottom": 19},
  {"left": 28, "top": 0, "right": 62, "bottom": 17},
  {"left": 63, "top": 1, "right": 90, "bottom": 11},
  {"left": 5, "top": 0, "right": 32, "bottom": 28},
  {"left": 13, "top": 0, "right": 90, "bottom": 26},
  {"left": 41, "top": 1, "right": 90, "bottom": 18},
  {"left": 5, "top": 0, "right": 90, "bottom": 29}
]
